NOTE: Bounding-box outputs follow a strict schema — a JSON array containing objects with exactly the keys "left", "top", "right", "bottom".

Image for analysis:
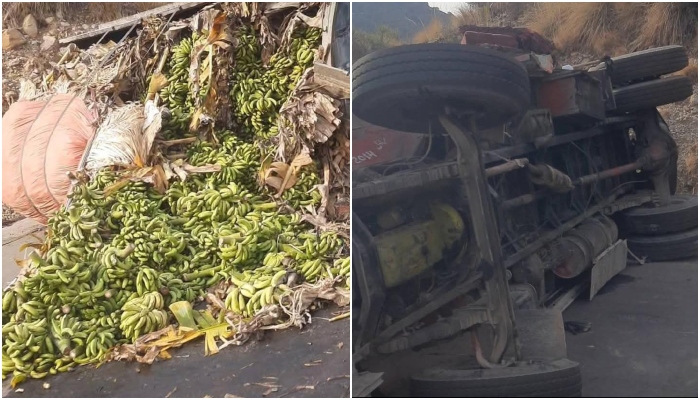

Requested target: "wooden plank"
[
  {"left": 60, "top": 2, "right": 213, "bottom": 46},
  {"left": 313, "top": 62, "right": 350, "bottom": 99}
]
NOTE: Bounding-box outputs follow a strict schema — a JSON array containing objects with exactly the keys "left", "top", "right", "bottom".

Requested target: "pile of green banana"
[
  {"left": 230, "top": 25, "right": 322, "bottom": 138},
  {"left": 2, "top": 148, "right": 345, "bottom": 380},
  {"left": 2, "top": 19, "right": 345, "bottom": 384}
]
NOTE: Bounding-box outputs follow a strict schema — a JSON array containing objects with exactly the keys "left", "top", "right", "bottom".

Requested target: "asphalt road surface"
[
  {"left": 3, "top": 307, "right": 350, "bottom": 398},
  {"left": 565, "top": 261, "right": 698, "bottom": 397}
]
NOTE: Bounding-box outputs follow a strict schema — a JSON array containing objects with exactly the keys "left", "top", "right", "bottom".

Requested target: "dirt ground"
[{"left": 660, "top": 84, "right": 699, "bottom": 194}]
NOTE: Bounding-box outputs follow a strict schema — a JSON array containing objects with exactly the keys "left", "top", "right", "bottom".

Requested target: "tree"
[{"left": 352, "top": 26, "right": 403, "bottom": 62}]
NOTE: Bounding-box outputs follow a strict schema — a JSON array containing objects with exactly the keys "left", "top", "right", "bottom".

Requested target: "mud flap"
[
  {"left": 590, "top": 239, "right": 628, "bottom": 300},
  {"left": 352, "top": 366, "right": 384, "bottom": 397},
  {"left": 511, "top": 309, "right": 568, "bottom": 361}
]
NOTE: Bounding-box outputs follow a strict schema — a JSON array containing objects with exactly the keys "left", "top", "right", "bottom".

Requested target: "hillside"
[{"left": 352, "top": 2, "right": 452, "bottom": 42}]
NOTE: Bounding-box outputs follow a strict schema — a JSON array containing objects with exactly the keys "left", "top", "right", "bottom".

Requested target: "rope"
[
  {"left": 18, "top": 100, "right": 53, "bottom": 220},
  {"left": 42, "top": 95, "right": 80, "bottom": 209}
]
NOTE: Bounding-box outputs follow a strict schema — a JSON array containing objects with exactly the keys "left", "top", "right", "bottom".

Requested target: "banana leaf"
[{"left": 169, "top": 301, "right": 198, "bottom": 330}]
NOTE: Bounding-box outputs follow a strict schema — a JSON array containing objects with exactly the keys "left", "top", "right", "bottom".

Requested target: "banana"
[{"left": 2, "top": 23, "right": 346, "bottom": 382}]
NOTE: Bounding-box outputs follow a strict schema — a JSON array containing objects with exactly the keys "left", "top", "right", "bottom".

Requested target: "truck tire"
[
  {"left": 613, "top": 76, "right": 693, "bottom": 113},
  {"left": 410, "top": 358, "right": 582, "bottom": 397},
  {"left": 618, "top": 195, "right": 697, "bottom": 235},
  {"left": 627, "top": 228, "right": 698, "bottom": 262},
  {"left": 610, "top": 45, "right": 688, "bottom": 86},
  {"left": 353, "top": 44, "right": 531, "bottom": 133}
]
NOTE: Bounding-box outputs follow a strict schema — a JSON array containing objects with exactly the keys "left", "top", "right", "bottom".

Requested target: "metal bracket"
[
  {"left": 438, "top": 112, "right": 519, "bottom": 363},
  {"left": 590, "top": 239, "right": 628, "bottom": 300}
]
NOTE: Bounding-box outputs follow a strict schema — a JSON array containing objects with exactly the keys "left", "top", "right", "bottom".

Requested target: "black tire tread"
[
  {"left": 627, "top": 228, "right": 698, "bottom": 261},
  {"left": 613, "top": 76, "right": 693, "bottom": 112},
  {"left": 353, "top": 46, "right": 530, "bottom": 94},
  {"left": 410, "top": 359, "right": 582, "bottom": 398},
  {"left": 619, "top": 195, "right": 698, "bottom": 235},
  {"left": 611, "top": 45, "right": 688, "bottom": 84},
  {"left": 353, "top": 45, "right": 529, "bottom": 81},
  {"left": 352, "top": 44, "right": 531, "bottom": 132}
]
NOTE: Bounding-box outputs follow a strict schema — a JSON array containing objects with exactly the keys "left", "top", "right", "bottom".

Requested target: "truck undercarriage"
[{"left": 351, "top": 28, "right": 696, "bottom": 397}]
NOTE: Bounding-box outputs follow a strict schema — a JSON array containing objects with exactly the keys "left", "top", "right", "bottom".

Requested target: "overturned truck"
[{"left": 351, "top": 27, "right": 696, "bottom": 396}]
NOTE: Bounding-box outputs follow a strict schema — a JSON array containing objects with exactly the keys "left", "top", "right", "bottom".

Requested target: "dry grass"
[
  {"left": 526, "top": 3, "right": 624, "bottom": 55},
  {"left": 2, "top": 3, "right": 69, "bottom": 26},
  {"left": 86, "top": 3, "right": 167, "bottom": 22},
  {"left": 523, "top": 3, "right": 568, "bottom": 39},
  {"left": 676, "top": 58, "right": 698, "bottom": 85},
  {"left": 352, "top": 26, "right": 403, "bottom": 61},
  {"left": 414, "top": 3, "right": 513, "bottom": 44},
  {"left": 635, "top": 3, "right": 697, "bottom": 51},
  {"left": 413, "top": 18, "right": 448, "bottom": 44},
  {"left": 454, "top": 4, "right": 497, "bottom": 27},
  {"left": 524, "top": 2, "right": 698, "bottom": 56},
  {"left": 399, "top": 3, "right": 698, "bottom": 54},
  {"left": 454, "top": 2, "right": 535, "bottom": 28},
  {"left": 2, "top": 2, "right": 166, "bottom": 27},
  {"left": 683, "top": 143, "right": 698, "bottom": 194}
]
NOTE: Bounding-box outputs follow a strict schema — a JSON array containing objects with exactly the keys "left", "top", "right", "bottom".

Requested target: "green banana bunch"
[
  {"left": 224, "top": 267, "right": 290, "bottom": 318},
  {"left": 230, "top": 25, "right": 322, "bottom": 139},
  {"left": 160, "top": 33, "right": 201, "bottom": 140},
  {"left": 119, "top": 292, "right": 169, "bottom": 342}
]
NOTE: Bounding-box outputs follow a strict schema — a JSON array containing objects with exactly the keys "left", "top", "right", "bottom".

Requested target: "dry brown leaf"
[
  {"left": 147, "top": 73, "right": 168, "bottom": 96},
  {"left": 136, "top": 346, "right": 160, "bottom": 364},
  {"left": 104, "top": 179, "right": 131, "bottom": 197},
  {"left": 264, "top": 175, "right": 284, "bottom": 191},
  {"left": 258, "top": 154, "right": 273, "bottom": 186},
  {"left": 200, "top": 51, "right": 213, "bottom": 84},
  {"left": 263, "top": 162, "right": 298, "bottom": 193},
  {"left": 204, "top": 82, "right": 217, "bottom": 114},
  {"left": 153, "top": 164, "right": 168, "bottom": 193},
  {"left": 18, "top": 242, "right": 43, "bottom": 252},
  {"left": 189, "top": 108, "right": 203, "bottom": 132},
  {"left": 182, "top": 164, "right": 222, "bottom": 174},
  {"left": 206, "top": 13, "right": 226, "bottom": 43},
  {"left": 290, "top": 151, "right": 313, "bottom": 168}
]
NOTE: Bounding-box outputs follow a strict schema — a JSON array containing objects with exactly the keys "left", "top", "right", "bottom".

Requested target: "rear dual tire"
[{"left": 618, "top": 195, "right": 698, "bottom": 261}]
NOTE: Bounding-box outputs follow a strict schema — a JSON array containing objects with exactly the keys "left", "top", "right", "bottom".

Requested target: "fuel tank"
[{"left": 374, "top": 203, "right": 465, "bottom": 288}]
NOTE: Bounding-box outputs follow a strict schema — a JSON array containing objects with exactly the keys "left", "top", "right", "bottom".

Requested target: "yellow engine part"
[{"left": 375, "top": 203, "right": 465, "bottom": 288}]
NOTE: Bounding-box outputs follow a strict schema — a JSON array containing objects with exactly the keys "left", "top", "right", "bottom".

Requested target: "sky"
[{"left": 429, "top": 2, "right": 465, "bottom": 14}]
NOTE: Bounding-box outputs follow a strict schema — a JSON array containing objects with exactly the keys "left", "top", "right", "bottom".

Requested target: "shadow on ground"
[{"left": 565, "top": 261, "right": 698, "bottom": 397}]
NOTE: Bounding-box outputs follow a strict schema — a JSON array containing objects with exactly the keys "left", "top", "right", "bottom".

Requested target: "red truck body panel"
[{"left": 352, "top": 118, "right": 424, "bottom": 169}]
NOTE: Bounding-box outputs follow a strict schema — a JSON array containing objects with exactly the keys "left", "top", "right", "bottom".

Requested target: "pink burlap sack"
[{"left": 2, "top": 94, "right": 96, "bottom": 224}]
